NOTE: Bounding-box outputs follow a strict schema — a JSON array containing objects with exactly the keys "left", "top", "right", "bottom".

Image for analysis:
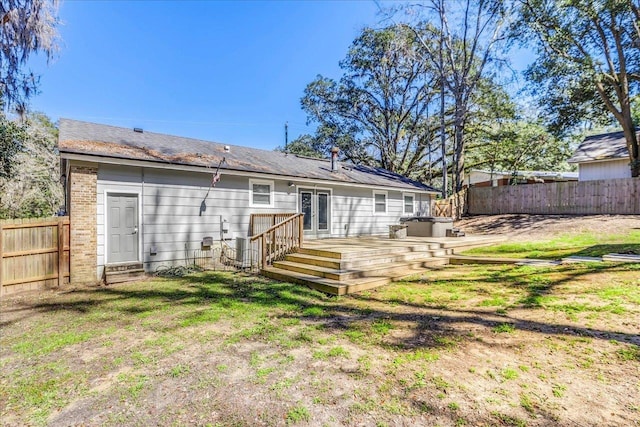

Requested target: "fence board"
[
  {"left": 0, "top": 216, "right": 70, "bottom": 296},
  {"left": 468, "top": 177, "right": 640, "bottom": 215}
]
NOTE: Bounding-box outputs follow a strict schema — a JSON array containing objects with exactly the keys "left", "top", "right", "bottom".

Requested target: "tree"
[
  {"left": 301, "top": 25, "right": 443, "bottom": 182},
  {"left": 408, "top": 0, "right": 511, "bottom": 192},
  {"left": 518, "top": 0, "right": 640, "bottom": 177},
  {"left": 0, "top": 115, "right": 25, "bottom": 178},
  {"left": 275, "top": 134, "right": 324, "bottom": 158},
  {"left": 469, "top": 118, "right": 574, "bottom": 176},
  {"left": 1, "top": 0, "right": 60, "bottom": 111},
  {"left": 0, "top": 112, "right": 62, "bottom": 218}
]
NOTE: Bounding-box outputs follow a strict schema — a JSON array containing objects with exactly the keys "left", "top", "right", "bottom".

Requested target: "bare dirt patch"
[{"left": 1, "top": 261, "right": 639, "bottom": 426}]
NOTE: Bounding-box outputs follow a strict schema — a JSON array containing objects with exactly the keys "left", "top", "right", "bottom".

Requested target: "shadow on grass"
[
  {"left": 3, "top": 264, "right": 639, "bottom": 350},
  {"left": 573, "top": 243, "right": 640, "bottom": 257}
]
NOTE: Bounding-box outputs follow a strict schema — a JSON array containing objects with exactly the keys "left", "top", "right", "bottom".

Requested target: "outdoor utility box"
[
  {"left": 400, "top": 217, "right": 454, "bottom": 238},
  {"left": 389, "top": 224, "right": 408, "bottom": 239},
  {"left": 202, "top": 236, "right": 213, "bottom": 248}
]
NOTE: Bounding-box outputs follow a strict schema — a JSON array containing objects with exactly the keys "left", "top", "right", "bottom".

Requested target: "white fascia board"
[
  {"left": 571, "top": 157, "right": 628, "bottom": 165},
  {"left": 61, "top": 152, "right": 438, "bottom": 195}
]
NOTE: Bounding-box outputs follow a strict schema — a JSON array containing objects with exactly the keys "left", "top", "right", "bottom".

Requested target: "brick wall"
[{"left": 69, "top": 164, "right": 98, "bottom": 283}]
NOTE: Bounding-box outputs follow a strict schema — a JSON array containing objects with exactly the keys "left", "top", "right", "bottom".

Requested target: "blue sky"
[{"left": 29, "top": 1, "right": 531, "bottom": 151}]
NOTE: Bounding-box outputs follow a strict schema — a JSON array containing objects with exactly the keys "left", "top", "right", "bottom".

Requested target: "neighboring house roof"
[
  {"left": 567, "top": 130, "right": 630, "bottom": 163},
  {"left": 469, "top": 169, "right": 578, "bottom": 181},
  {"left": 58, "top": 119, "right": 437, "bottom": 193}
]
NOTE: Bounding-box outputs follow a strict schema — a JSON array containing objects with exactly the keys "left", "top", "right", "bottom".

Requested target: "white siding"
[
  {"left": 97, "top": 165, "right": 298, "bottom": 277},
  {"left": 95, "top": 164, "right": 433, "bottom": 276},
  {"left": 578, "top": 159, "right": 630, "bottom": 181},
  {"left": 329, "top": 186, "right": 431, "bottom": 237}
]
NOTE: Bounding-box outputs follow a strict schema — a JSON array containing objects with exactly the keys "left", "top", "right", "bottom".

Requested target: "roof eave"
[
  {"left": 568, "top": 156, "right": 629, "bottom": 164},
  {"left": 60, "top": 151, "right": 439, "bottom": 194}
]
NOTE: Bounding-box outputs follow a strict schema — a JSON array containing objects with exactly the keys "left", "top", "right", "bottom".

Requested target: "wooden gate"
[
  {"left": 0, "top": 216, "right": 70, "bottom": 296},
  {"left": 433, "top": 190, "right": 468, "bottom": 219}
]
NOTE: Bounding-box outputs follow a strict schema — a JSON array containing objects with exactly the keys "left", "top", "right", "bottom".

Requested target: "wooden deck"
[{"left": 262, "top": 235, "right": 504, "bottom": 295}]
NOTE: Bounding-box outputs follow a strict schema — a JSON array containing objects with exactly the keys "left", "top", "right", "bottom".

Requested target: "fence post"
[{"left": 57, "top": 217, "right": 64, "bottom": 288}]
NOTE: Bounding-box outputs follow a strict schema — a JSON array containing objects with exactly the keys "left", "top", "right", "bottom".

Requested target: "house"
[
  {"left": 58, "top": 119, "right": 438, "bottom": 283},
  {"left": 568, "top": 130, "right": 631, "bottom": 181},
  {"left": 467, "top": 169, "right": 578, "bottom": 187}
]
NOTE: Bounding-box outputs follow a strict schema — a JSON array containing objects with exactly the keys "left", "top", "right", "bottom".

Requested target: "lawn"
[
  {"left": 462, "top": 230, "right": 640, "bottom": 260},
  {"left": 1, "top": 253, "right": 639, "bottom": 426}
]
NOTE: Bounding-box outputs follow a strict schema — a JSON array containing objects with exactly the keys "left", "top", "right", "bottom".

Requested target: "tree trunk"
[
  {"left": 618, "top": 103, "right": 640, "bottom": 177},
  {"left": 622, "top": 127, "right": 640, "bottom": 178},
  {"left": 453, "top": 105, "right": 465, "bottom": 192}
]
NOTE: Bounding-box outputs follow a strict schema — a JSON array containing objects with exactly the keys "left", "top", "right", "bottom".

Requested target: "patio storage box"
[{"left": 400, "top": 217, "right": 454, "bottom": 238}]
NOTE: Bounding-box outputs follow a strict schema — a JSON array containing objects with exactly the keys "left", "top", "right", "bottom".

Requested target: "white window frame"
[
  {"left": 403, "top": 192, "right": 415, "bottom": 215},
  {"left": 372, "top": 190, "right": 388, "bottom": 215},
  {"left": 249, "top": 179, "right": 275, "bottom": 208}
]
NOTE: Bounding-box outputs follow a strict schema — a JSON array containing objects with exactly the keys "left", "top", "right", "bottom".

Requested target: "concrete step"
[
  {"left": 105, "top": 262, "right": 143, "bottom": 273},
  {"left": 272, "top": 257, "right": 448, "bottom": 281},
  {"left": 562, "top": 256, "right": 603, "bottom": 263},
  {"left": 262, "top": 267, "right": 392, "bottom": 296},
  {"left": 602, "top": 253, "right": 640, "bottom": 263},
  {"left": 285, "top": 249, "right": 452, "bottom": 269},
  {"left": 105, "top": 263, "right": 145, "bottom": 284},
  {"left": 105, "top": 269, "right": 145, "bottom": 284}
]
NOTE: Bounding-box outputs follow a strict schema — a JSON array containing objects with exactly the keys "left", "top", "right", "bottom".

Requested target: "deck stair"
[
  {"left": 261, "top": 236, "right": 504, "bottom": 295},
  {"left": 262, "top": 242, "right": 452, "bottom": 295}
]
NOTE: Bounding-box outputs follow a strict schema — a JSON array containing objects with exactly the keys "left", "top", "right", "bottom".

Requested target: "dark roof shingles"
[
  {"left": 568, "top": 130, "right": 630, "bottom": 163},
  {"left": 58, "top": 119, "right": 436, "bottom": 192}
]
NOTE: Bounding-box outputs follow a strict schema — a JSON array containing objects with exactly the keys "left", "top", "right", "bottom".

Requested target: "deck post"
[{"left": 298, "top": 214, "right": 304, "bottom": 248}]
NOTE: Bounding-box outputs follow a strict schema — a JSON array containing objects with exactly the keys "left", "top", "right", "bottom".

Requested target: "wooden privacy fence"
[
  {"left": 0, "top": 216, "right": 70, "bottom": 296},
  {"left": 433, "top": 189, "right": 468, "bottom": 219},
  {"left": 468, "top": 177, "right": 640, "bottom": 215}
]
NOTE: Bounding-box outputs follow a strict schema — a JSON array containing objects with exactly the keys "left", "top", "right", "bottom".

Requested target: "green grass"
[
  {"left": 286, "top": 404, "right": 311, "bottom": 424},
  {"left": 2, "top": 256, "right": 639, "bottom": 426},
  {"left": 493, "top": 323, "right": 516, "bottom": 334},
  {"left": 463, "top": 231, "right": 640, "bottom": 260},
  {"left": 12, "top": 330, "right": 95, "bottom": 357},
  {"left": 617, "top": 344, "right": 640, "bottom": 361}
]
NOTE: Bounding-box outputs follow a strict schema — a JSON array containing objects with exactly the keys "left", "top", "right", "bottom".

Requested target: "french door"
[{"left": 298, "top": 188, "right": 331, "bottom": 237}]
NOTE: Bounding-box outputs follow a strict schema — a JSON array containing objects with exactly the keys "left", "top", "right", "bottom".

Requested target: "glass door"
[{"left": 299, "top": 189, "right": 331, "bottom": 237}]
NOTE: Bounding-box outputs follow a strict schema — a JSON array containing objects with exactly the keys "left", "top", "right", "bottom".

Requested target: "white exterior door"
[
  {"left": 107, "top": 194, "right": 139, "bottom": 263},
  {"left": 299, "top": 188, "right": 331, "bottom": 237}
]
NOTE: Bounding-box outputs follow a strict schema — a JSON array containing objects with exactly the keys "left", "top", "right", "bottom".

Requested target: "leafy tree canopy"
[
  {"left": 0, "top": 112, "right": 62, "bottom": 218},
  {"left": 275, "top": 134, "right": 324, "bottom": 158},
  {"left": 301, "top": 25, "right": 441, "bottom": 181},
  {"left": 518, "top": 0, "right": 640, "bottom": 176},
  {"left": 1, "top": 0, "right": 60, "bottom": 111}
]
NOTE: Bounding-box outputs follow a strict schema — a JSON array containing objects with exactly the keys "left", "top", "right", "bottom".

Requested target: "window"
[
  {"left": 403, "top": 193, "right": 414, "bottom": 215},
  {"left": 250, "top": 179, "right": 274, "bottom": 207},
  {"left": 373, "top": 191, "right": 387, "bottom": 214}
]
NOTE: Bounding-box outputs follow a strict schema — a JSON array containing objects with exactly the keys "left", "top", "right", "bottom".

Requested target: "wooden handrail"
[
  {"left": 249, "top": 213, "right": 303, "bottom": 241},
  {"left": 249, "top": 213, "right": 304, "bottom": 268}
]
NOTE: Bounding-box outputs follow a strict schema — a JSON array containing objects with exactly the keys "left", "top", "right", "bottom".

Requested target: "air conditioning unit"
[{"left": 235, "top": 237, "right": 249, "bottom": 267}]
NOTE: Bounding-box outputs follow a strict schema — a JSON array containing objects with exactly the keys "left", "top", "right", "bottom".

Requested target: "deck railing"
[
  {"left": 250, "top": 213, "right": 304, "bottom": 268},
  {"left": 250, "top": 213, "right": 300, "bottom": 236}
]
